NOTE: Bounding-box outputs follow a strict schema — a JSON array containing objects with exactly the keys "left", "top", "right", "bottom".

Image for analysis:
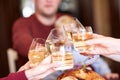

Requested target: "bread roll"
[{"left": 57, "top": 68, "right": 105, "bottom": 80}]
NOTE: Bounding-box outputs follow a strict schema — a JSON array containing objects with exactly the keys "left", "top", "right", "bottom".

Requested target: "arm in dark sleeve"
[
  {"left": 12, "top": 18, "right": 33, "bottom": 57},
  {"left": 0, "top": 71, "right": 27, "bottom": 80}
]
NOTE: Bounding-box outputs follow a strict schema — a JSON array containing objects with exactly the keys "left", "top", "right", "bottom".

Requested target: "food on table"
[{"left": 57, "top": 68, "right": 105, "bottom": 80}]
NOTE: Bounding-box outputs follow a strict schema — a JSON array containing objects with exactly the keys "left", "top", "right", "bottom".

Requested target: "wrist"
[
  {"left": 114, "top": 38, "right": 120, "bottom": 54},
  {"left": 25, "top": 69, "right": 35, "bottom": 80}
]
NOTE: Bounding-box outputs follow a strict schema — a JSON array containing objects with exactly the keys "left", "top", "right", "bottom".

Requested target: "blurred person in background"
[
  {"left": 12, "top": 0, "right": 65, "bottom": 79},
  {"left": 0, "top": 56, "right": 60, "bottom": 80},
  {"left": 12, "top": 0, "right": 119, "bottom": 80},
  {"left": 13, "top": 0, "right": 62, "bottom": 69}
]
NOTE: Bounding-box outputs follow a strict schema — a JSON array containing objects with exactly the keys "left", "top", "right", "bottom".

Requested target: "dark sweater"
[{"left": 0, "top": 71, "right": 27, "bottom": 80}]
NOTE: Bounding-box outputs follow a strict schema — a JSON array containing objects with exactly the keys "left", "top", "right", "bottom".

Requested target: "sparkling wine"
[
  {"left": 52, "top": 51, "right": 74, "bottom": 70},
  {"left": 28, "top": 47, "right": 46, "bottom": 64},
  {"left": 72, "top": 32, "right": 93, "bottom": 52}
]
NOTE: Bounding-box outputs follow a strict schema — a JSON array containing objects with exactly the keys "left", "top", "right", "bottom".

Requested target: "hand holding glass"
[
  {"left": 72, "top": 26, "right": 99, "bottom": 65},
  {"left": 72, "top": 26, "right": 94, "bottom": 53}
]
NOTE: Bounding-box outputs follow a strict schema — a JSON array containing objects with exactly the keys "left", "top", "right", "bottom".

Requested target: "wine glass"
[
  {"left": 72, "top": 27, "right": 87, "bottom": 52},
  {"left": 62, "top": 20, "right": 79, "bottom": 41},
  {"left": 51, "top": 42, "right": 74, "bottom": 70},
  {"left": 85, "top": 26, "right": 94, "bottom": 40},
  {"left": 46, "top": 28, "right": 74, "bottom": 70},
  {"left": 72, "top": 26, "right": 99, "bottom": 66},
  {"left": 46, "top": 28, "right": 67, "bottom": 53},
  {"left": 70, "top": 24, "right": 94, "bottom": 52},
  {"left": 28, "top": 38, "right": 47, "bottom": 65}
]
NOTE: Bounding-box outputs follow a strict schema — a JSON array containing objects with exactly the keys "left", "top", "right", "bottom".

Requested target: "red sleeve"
[
  {"left": 12, "top": 18, "right": 33, "bottom": 57},
  {"left": 0, "top": 71, "right": 27, "bottom": 80}
]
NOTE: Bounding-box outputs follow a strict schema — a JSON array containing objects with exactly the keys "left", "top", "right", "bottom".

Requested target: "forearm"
[
  {"left": 106, "top": 37, "right": 120, "bottom": 54},
  {"left": 25, "top": 69, "right": 35, "bottom": 80},
  {"left": 24, "top": 65, "right": 43, "bottom": 80},
  {"left": 113, "top": 38, "right": 120, "bottom": 54}
]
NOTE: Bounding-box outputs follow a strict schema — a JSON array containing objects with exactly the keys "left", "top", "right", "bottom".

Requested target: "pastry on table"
[{"left": 57, "top": 68, "right": 105, "bottom": 80}]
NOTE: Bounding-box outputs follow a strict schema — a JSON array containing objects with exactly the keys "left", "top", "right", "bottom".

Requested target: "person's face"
[{"left": 34, "top": 0, "right": 61, "bottom": 16}]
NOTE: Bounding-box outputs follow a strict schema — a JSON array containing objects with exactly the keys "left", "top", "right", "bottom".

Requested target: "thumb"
[
  {"left": 86, "top": 39, "right": 99, "bottom": 45},
  {"left": 42, "top": 62, "right": 62, "bottom": 70},
  {"left": 41, "top": 55, "right": 52, "bottom": 64}
]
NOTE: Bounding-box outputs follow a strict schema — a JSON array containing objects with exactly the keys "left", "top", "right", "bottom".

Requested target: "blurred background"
[{"left": 0, "top": 0, "right": 120, "bottom": 77}]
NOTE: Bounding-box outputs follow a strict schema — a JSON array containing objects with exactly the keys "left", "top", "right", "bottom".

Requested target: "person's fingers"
[
  {"left": 40, "top": 55, "right": 52, "bottom": 64},
  {"left": 86, "top": 38, "right": 105, "bottom": 45},
  {"left": 29, "top": 63, "right": 38, "bottom": 68},
  {"left": 33, "top": 69, "right": 55, "bottom": 79},
  {"left": 18, "top": 61, "right": 31, "bottom": 71},
  {"left": 86, "top": 39, "right": 98, "bottom": 46},
  {"left": 83, "top": 46, "right": 112, "bottom": 55},
  {"left": 86, "top": 34, "right": 108, "bottom": 45},
  {"left": 104, "top": 73, "right": 119, "bottom": 80},
  {"left": 85, "top": 48, "right": 115, "bottom": 55},
  {"left": 111, "top": 74, "right": 119, "bottom": 79},
  {"left": 34, "top": 62, "right": 61, "bottom": 76},
  {"left": 40, "top": 62, "right": 61, "bottom": 71},
  {"left": 31, "top": 62, "right": 60, "bottom": 79},
  {"left": 93, "top": 33, "right": 105, "bottom": 38}
]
